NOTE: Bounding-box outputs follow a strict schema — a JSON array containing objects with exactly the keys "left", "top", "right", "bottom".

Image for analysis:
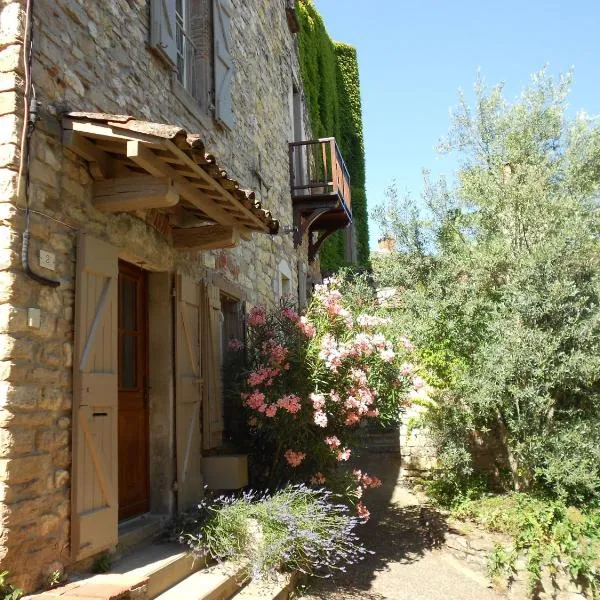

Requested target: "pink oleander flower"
[
  {"left": 353, "top": 469, "right": 363, "bottom": 480},
  {"left": 310, "top": 392, "right": 326, "bottom": 410},
  {"left": 248, "top": 366, "right": 280, "bottom": 387},
  {"left": 325, "top": 435, "right": 341, "bottom": 448},
  {"left": 345, "top": 412, "right": 360, "bottom": 425},
  {"left": 400, "top": 336, "right": 415, "bottom": 352},
  {"left": 284, "top": 449, "right": 306, "bottom": 467},
  {"left": 380, "top": 348, "right": 396, "bottom": 362},
  {"left": 319, "top": 334, "right": 343, "bottom": 371},
  {"left": 277, "top": 394, "right": 302, "bottom": 414},
  {"left": 399, "top": 362, "right": 414, "bottom": 377},
  {"left": 227, "top": 338, "right": 244, "bottom": 351},
  {"left": 313, "top": 410, "right": 328, "bottom": 427},
  {"left": 372, "top": 334, "right": 387, "bottom": 350},
  {"left": 310, "top": 472, "right": 327, "bottom": 485},
  {"left": 248, "top": 306, "right": 266, "bottom": 327},
  {"left": 245, "top": 390, "right": 266, "bottom": 410},
  {"left": 357, "top": 501, "right": 370, "bottom": 520},
  {"left": 350, "top": 368, "right": 368, "bottom": 386},
  {"left": 412, "top": 375, "right": 425, "bottom": 390},
  {"left": 337, "top": 448, "right": 351, "bottom": 461},
  {"left": 281, "top": 306, "right": 300, "bottom": 322},
  {"left": 298, "top": 316, "right": 316, "bottom": 338},
  {"left": 357, "top": 314, "right": 390, "bottom": 328},
  {"left": 330, "top": 390, "right": 341, "bottom": 403},
  {"left": 366, "top": 409, "right": 380, "bottom": 418},
  {"left": 262, "top": 339, "right": 288, "bottom": 367},
  {"left": 362, "top": 474, "right": 382, "bottom": 488},
  {"left": 265, "top": 404, "right": 277, "bottom": 418}
]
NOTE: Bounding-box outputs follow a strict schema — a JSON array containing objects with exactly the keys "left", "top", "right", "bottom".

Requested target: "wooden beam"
[
  {"left": 126, "top": 140, "right": 243, "bottom": 228},
  {"left": 63, "top": 131, "right": 111, "bottom": 180},
  {"left": 161, "top": 139, "right": 271, "bottom": 232},
  {"left": 172, "top": 225, "right": 240, "bottom": 250},
  {"left": 92, "top": 175, "right": 180, "bottom": 213}
]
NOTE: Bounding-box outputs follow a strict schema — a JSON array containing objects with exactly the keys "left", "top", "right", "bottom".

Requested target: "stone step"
[
  {"left": 24, "top": 543, "right": 208, "bottom": 600},
  {"left": 110, "top": 542, "right": 209, "bottom": 598},
  {"left": 233, "top": 572, "right": 297, "bottom": 600},
  {"left": 116, "top": 514, "right": 167, "bottom": 556},
  {"left": 154, "top": 563, "right": 246, "bottom": 600}
]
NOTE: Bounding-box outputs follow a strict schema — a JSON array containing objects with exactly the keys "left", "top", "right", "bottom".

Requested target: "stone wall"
[
  {"left": 399, "top": 404, "right": 437, "bottom": 479},
  {"left": 0, "top": 0, "right": 314, "bottom": 591}
]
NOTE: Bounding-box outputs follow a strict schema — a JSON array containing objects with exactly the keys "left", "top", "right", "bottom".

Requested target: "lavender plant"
[{"left": 182, "top": 485, "right": 370, "bottom": 580}]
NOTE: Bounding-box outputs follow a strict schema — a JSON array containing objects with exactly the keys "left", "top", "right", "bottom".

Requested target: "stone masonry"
[{"left": 0, "top": 0, "right": 318, "bottom": 591}]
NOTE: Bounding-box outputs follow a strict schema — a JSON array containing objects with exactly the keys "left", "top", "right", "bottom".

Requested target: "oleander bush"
[{"left": 224, "top": 275, "right": 428, "bottom": 518}]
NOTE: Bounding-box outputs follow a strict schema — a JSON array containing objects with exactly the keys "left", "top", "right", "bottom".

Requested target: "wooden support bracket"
[{"left": 63, "top": 130, "right": 111, "bottom": 180}]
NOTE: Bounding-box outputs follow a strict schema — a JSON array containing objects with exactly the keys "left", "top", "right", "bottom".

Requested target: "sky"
[{"left": 314, "top": 0, "right": 600, "bottom": 249}]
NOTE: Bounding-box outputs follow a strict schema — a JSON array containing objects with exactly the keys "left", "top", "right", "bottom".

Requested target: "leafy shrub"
[
  {"left": 183, "top": 485, "right": 370, "bottom": 580},
  {"left": 453, "top": 494, "right": 600, "bottom": 593},
  {"left": 372, "top": 70, "right": 600, "bottom": 504},
  {"left": 0, "top": 572, "right": 21, "bottom": 600}
]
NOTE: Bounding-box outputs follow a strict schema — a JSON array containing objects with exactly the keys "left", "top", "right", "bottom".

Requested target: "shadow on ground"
[{"left": 299, "top": 451, "right": 449, "bottom": 599}]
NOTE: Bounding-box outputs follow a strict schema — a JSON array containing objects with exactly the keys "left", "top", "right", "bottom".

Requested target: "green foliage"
[
  {"left": 453, "top": 494, "right": 600, "bottom": 593},
  {"left": 0, "top": 572, "right": 22, "bottom": 600},
  {"left": 182, "top": 485, "right": 369, "bottom": 580},
  {"left": 372, "top": 70, "right": 600, "bottom": 504},
  {"left": 91, "top": 553, "right": 112, "bottom": 574},
  {"left": 296, "top": 1, "right": 369, "bottom": 271}
]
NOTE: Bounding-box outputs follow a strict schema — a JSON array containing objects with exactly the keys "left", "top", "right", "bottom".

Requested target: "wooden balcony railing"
[{"left": 289, "top": 137, "right": 352, "bottom": 220}]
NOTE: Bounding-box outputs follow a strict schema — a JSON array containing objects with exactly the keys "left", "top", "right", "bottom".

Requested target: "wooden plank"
[
  {"left": 127, "top": 140, "right": 245, "bottom": 228},
  {"left": 93, "top": 174, "right": 179, "bottom": 213},
  {"left": 63, "top": 130, "right": 111, "bottom": 180},
  {"left": 172, "top": 225, "right": 240, "bottom": 250}
]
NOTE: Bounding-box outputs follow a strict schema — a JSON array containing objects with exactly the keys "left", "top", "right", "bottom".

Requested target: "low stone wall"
[
  {"left": 444, "top": 517, "right": 590, "bottom": 600},
  {"left": 399, "top": 405, "right": 436, "bottom": 479}
]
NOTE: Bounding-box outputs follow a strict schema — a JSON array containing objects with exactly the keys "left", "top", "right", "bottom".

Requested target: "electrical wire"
[{"left": 17, "top": 0, "right": 59, "bottom": 287}]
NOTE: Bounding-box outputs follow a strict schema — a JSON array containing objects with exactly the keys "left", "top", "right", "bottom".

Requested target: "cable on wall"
[{"left": 17, "top": 0, "right": 60, "bottom": 287}]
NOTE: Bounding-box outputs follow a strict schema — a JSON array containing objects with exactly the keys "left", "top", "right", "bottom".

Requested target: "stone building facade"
[{"left": 0, "top": 0, "right": 353, "bottom": 592}]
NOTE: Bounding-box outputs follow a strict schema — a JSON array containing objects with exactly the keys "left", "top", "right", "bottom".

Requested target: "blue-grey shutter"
[
  {"left": 213, "top": 0, "right": 235, "bottom": 129},
  {"left": 150, "top": 0, "right": 178, "bottom": 67}
]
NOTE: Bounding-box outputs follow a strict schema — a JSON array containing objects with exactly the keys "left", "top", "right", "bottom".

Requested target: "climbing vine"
[{"left": 296, "top": 0, "right": 369, "bottom": 271}]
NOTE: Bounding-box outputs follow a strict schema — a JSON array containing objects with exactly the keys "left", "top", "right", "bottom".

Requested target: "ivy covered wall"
[{"left": 296, "top": 0, "right": 370, "bottom": 271}]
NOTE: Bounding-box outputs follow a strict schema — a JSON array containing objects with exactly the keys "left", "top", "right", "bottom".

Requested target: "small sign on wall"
[{"left": 39, "top": 249, "right": 56, "bottom": 271}]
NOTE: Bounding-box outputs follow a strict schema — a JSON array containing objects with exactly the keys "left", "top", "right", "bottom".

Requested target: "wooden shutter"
[
  {"left": 201, "top": 283, "right": 224, "bottom": 450},
  {"left": 189, "top": 0, "right": 212, "bottom": 113},
  {"left": 175, "top": 274, "right": 203, "bottom": 512},
  {"left": 72, "top": 235, "right": 118, "bottom": 561},
  {"left": 213, "top": 0, "right": 235, "bottom": 129},
  {"left": 150, "top": 0, "right": 178, "bottom": 67}
]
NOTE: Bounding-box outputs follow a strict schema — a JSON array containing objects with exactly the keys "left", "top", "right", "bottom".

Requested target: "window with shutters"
[
  {"left": 174, "top": 0, "right": 213, "bottom": 115},
  {"left": 152, "top": 0, "right": 235, "bottom": 128}
]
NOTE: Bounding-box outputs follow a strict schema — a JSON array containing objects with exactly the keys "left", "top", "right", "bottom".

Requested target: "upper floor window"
[{"left": 151, "top": 0, "right": 235, "bottom": 129}]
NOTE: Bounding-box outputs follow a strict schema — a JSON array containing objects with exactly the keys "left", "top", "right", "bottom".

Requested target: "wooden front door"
[{"left": 118, "top": 261, "right": 149, "bottom": 520}]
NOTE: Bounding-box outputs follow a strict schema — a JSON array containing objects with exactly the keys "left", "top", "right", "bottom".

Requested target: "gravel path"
[{"left": 298, "top": 453, "right": 504, "bottom": 600}]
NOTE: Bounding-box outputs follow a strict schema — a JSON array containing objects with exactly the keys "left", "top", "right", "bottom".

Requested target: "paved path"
[{"left": 299, "top": 453, "right": 504, "bottom": 600}]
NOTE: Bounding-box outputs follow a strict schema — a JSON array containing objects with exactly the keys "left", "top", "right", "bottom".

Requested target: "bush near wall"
[{"left": 296, "top": 0, "right": 370, "bottom": 271}]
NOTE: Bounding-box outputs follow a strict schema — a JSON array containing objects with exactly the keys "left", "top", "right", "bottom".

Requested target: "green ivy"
[{"left": 296, "top": 1, "right": 369, "bottom": 271}]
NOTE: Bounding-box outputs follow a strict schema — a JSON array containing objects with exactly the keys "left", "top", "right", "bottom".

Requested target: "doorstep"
[{"left": 117, "top": 514, "right": 168, "bottom": 556}]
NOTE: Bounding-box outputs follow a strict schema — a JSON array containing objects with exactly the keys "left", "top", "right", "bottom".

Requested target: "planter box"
[{"left": 202, "top": 454, "right": 248, "bottom": 490}]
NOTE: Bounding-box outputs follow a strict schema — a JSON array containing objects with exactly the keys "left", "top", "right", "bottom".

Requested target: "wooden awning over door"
[{"left": 62, "top": 113, "right": 279, "bottom": 249}]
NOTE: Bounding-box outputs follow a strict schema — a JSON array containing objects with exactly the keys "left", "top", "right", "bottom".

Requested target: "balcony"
[{"left": 289, "top": 138, "right": 352, "bottom": 261}]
